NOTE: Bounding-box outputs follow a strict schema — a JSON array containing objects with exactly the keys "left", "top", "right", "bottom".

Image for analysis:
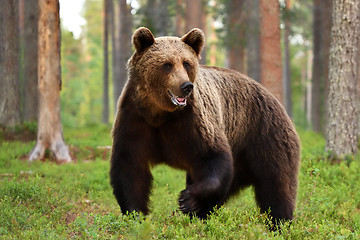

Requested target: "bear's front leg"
[
  {"left": 179, "top": 151, "right": 234, "bottom": 219},
  {"left": 110, "top": 135, "right": 153, "bottom": 215}
]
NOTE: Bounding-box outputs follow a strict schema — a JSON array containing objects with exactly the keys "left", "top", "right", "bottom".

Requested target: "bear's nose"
[{"left": 180, "top": 82, "right": 193, "bottom": 96}]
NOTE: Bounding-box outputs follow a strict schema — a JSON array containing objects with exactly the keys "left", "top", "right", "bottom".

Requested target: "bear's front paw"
[
  {"left": 179, "top": 188, "right": 207, "bottom": 218},
  {"left": 179, "top": 189, "right": 198, "bottom": 214}
]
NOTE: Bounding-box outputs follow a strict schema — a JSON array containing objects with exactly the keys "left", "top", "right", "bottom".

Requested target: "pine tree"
[
  {"left": 0, "top": 0, "right": 21, "bottom": 128},
  {"left": 29, "top": 0, "right": 71, "bottom": 163},
  {"left": 259, "top": 0, "right": 283, "bottom": 104},
  {"left": 325, "top": 0, "right": 360, "bottom": 157}
]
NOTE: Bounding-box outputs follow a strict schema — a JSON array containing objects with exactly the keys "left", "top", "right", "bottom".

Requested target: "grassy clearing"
[{"left": 0, "top": 125, "right": 359, "bottom": 239}]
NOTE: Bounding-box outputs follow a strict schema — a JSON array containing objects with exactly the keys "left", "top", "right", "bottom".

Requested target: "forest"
[{"left": 0, "top": 0, "right": 360, "bottom": 239}]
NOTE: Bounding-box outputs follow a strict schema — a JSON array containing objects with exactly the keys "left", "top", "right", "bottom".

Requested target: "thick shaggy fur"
[{"left": 110, "top": 27, "right": 300, "bottom": 227}]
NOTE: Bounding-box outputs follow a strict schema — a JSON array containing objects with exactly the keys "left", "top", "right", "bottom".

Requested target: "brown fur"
[{"left": 110, "top": 27, "right": 300, "bottom": 229}]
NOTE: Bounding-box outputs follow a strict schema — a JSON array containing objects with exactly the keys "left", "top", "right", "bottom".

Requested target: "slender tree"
[
  {"left": 113, "top": 0, "right": 133, "bottom": 112},
  {"left": 175, "top": 0, "right": 185, "bottom": 36},
  {"left": 144, "top": 0, "right": 170, "bottom": 37},
  {"left": 226, "top": 0, "right": 245, "bottom": 72},
  {"left": 29, "top": 0, "right": 71, "bottom": 163},
  {"left": 311, "top": 0, "right": 324, "bottom": 132},
  {"left": 23, "top": 0, "right": 39, "bottom": 123},
  {"left": 321, "top": 0, "right": 333, "bottom": 131},
  {"left": 185, "top": 0, "right": 206, "bottom": 64},
  {"left": 0, "top": 0, "right": 21, "bottom": 128},
  {"left": 283, "top": 0, "right": 293, "bottom": 118},
  {"left": 309, "top": 0, "right": 332, "bottom": 132},
  {"left": 112, "top": 0, "right": 120, "bottom": 112},
  {"left": 244, "top": 0, "right": 260, "bottom": 83},
  {"left": 325, "top": 0, "right": 359, "bottom": 157},
  {"left": 259, "top": 0, "right": 283, "bottom": 104},
  {"left": 103, "top": 0, "right": 110, "bottom": 124}
]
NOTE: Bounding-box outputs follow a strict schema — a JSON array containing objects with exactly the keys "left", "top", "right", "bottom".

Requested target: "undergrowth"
[{"left": 0, "top": 125, "right": 359, "bottom": 239}]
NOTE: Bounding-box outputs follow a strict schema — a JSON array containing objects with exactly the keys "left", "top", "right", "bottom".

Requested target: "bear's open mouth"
[{"left": 167, "top": 90, "right": 187, "bottom": 107}]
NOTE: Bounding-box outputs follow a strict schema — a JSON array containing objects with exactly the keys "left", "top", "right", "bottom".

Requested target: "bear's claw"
[{"left": 178, "top": 188, "right": 202, "bottom": 217}]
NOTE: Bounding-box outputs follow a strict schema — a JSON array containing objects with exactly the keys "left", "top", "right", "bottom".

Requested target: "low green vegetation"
[{"left": 0, "top": 126, "right": 359, "bottom": 239}]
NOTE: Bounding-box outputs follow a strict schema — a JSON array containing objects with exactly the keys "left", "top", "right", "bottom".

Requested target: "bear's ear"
[
  {"left": 132, "top": 27, "right": 155, "bottom": 53},
  {"left": 181, "top": 28, "right": 205, "bottom": 57}
]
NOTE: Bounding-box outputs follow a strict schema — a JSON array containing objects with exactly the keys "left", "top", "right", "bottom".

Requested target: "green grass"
[{"left": 0, "top": 125, "right": 359, "bottom": 239}]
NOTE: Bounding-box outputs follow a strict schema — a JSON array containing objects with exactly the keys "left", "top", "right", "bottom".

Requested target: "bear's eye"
[
  {"left": 183, "top": 61, "right": 191, "bottom": 70},
  {"left": 163, "top": 63, "right": 173, "bottom": 71}
]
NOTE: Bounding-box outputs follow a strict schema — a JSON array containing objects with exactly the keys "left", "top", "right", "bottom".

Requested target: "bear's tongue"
[{"left": 176, "top": 97, "right": 186, "bottom": 104}]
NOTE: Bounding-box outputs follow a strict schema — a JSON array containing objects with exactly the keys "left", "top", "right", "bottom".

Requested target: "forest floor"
[{"left": 0, "top": 125, "right": 359, "bottom": 239}]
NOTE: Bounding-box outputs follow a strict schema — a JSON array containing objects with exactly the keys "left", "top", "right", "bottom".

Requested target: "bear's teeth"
[{"left": 168, "top": 90, "right": 187, "bottom": 106}]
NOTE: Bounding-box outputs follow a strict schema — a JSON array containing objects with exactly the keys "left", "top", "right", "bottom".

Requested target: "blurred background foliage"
[{"left": 60, "top": 0, "right": 315, "bottom": 128}]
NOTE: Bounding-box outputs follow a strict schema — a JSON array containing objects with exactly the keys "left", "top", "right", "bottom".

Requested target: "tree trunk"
[
  {"left": 113, "top": 0, "right": 132, "bottom": 112},
  {"left": 283, "top": 0, "right": 293, "bottom": 118},
  {"left": 0, "top": 0, "right": 21, "bottom": 128},
  {"left": 112, "top": 0, "right": 120, "bottom": 112},
  {"left": 244, "top": 0, "right": 260, "bottom": 83},
  {"left": 321, "top": 0, "right": 333, "bottom": 132},
  {"left": 175, "top": 0, "right": 185, "bottom": 36},
  {"left": 259, "top": 0, "right": 283, "bottom": 104},
  {"left": 325, "top": 0, "right": 359, "bottom": 158},
  {"left": 311, "top": 0, "right": 333, "bottom": 133},
  {"left": 103, "top": 0, "right": 110, "bottom": 124},
  {"left": 358, "top": 32, "right": 360, "bottom": 134},
  {"left": 185, "top": 0, "right": 206, "bottom": 64},
  {"left": 226, "top": 0, "right": 245, "bottom": 73},
  {"left": 144, "top": 0, "right": 170, "bottom": 37},
  {"left": 23, "top": 0, "right": 39, "bottom": 123},
  {"left": 311, "top": 0, "right": 324, "bottom": 132},
  {"left": 29, "top": 0, "right": 71, "bottom": 163},
  {"left": 306, "top": 50, "right": 313, "bottom": 127}
]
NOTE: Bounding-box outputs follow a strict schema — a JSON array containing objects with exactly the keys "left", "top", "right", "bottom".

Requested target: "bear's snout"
[{"left": 180, "top": 82, "right": 193, "bottom": 96}]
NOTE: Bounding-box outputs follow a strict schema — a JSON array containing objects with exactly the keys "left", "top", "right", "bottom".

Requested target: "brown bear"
[{"left": 110, "top": 27, "right": 300, "bottom": 228}]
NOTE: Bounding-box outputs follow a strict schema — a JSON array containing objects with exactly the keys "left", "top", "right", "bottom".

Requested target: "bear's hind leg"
[{"left": 254, "top": 177, "right": 296, "bottom": 230}]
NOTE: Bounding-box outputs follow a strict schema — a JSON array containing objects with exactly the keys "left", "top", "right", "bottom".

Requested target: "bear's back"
[{"left": 194, "top": 65, "right": 295, "bottom": 150}]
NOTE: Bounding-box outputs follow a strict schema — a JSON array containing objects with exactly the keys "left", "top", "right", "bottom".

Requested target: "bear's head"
[{"left": 128, "top": 27, "right": 205, "bottom": 113}]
